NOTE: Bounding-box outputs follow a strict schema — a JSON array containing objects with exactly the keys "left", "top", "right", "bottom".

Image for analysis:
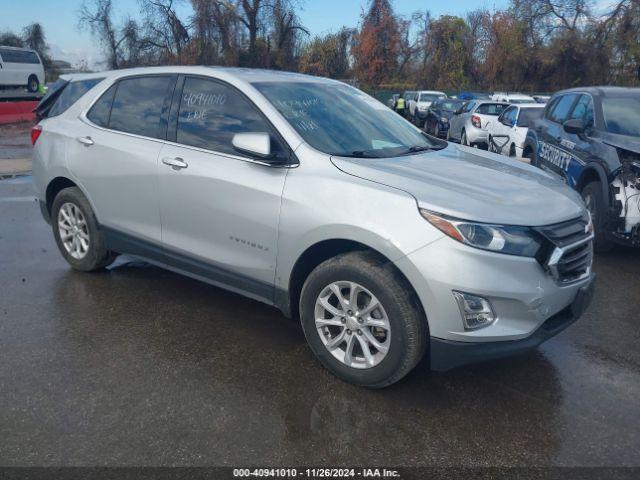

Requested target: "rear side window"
[
  {"left": 0, "top": 48, "right": 40, "bottom": 64},
  {"left": 476, "top": 103, "right": 506, "bottom": 115},
  {"left": 87, "top": 85, "right": 117, "bottom": 127},
  {"left": 548, "top": 94, "right": 578, "bottom": 123},
  {"left": 48, "top": 78, "right": 104, "bottom": 117},
  {"left": 108, "top": 76, "right": 175, "bottom": 139},
  {"left": 175, "top": 77, "right": 284, "bottom": 157}
]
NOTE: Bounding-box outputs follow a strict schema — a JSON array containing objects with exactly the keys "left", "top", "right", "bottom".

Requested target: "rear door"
[
  {"left": 69, "top": 74, "right": 177, "bottom": 248},
  {"left": 536, "top": 93, "right": 579, "bottom": 180},
  {"left": 492, "top": 106, "right": 516, "bottom": 153},
  {"left": 157, "top": 75, "right": 290, "bottom": 302}
]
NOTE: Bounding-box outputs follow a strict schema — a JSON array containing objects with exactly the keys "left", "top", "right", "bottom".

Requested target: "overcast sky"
[{"left": 2, "top": 0, "right": 508, "bottom": 69}]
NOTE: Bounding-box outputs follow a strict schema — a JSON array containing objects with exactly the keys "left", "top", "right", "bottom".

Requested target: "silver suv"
[{"left": 32, "top": 67, "right": 595, "bottom": 388}]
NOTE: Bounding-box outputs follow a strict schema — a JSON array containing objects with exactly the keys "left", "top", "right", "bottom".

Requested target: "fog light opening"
[{"left": 452, "top": 291, "right": 496, "bottom": 330}]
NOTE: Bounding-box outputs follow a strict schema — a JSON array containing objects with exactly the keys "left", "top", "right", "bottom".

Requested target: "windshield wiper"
[
  {"left": 398, "top": 145, "right": 434, "bottom": 155},
  {"left": 332, "top": 150, "right": 381, "bottom": 158}
]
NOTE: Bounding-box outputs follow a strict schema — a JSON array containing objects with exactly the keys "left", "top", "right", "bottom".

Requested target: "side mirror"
[
  {"left": 563, "top": 118, "right": 586, "bottom": 135},
  {"left": 232, "top": 132, "right": 272, "bottom": 159}
]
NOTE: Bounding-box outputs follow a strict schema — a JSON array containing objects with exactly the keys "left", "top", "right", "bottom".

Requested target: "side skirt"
[{"left": 102, "top": 226, "right": 278, "bottom": 309}]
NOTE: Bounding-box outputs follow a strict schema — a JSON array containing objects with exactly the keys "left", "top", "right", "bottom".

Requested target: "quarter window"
[
  {"left": 48, "top": 78, "right": 104, "bottom": 117},
  {"left": 176, "top": 77, "right": 283, "bottom": 157},
  {"left": 87, "top": 84, "right": 117, "bottom": 127},
  {"left": 548, "top": 94, "right": 578, "bottom": 123},
  {"left": 108, "top": 76, "right": 174, "bottom": 139}
]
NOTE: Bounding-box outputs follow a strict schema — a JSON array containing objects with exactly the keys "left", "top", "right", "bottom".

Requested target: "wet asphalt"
[{"left": 1, "top": 176, "right": 639, "bottom": 467}]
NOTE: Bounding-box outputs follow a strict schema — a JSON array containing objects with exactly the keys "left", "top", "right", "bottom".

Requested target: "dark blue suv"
[{"left": 524, "top": 87, "right": 640, "bottom": 251}]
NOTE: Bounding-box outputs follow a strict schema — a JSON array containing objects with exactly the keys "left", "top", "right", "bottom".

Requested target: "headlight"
[
  {"left": 420, "top": 209, "right": 542, "bottom": 257},
  {"left": 440, "top": 117, "right": 448, "bottom": 123},
  {"left": 418, "top": 105, "right": 427, "bottom": 111}
]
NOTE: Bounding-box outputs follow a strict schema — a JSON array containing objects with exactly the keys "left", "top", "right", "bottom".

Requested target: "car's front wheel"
[
  {"left": 299, "top": 251, "right": 428, "bottom": 388},
  {"left": 52, "top": 187, "right": 116, "bottom": 271}
]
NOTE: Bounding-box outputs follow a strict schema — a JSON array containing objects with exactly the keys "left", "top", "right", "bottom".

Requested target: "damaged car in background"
[{"left": 524, "top": 87, "right": 640, "bottom": 251}]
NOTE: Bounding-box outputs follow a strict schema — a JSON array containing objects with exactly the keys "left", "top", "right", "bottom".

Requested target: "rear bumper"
[{"left": 429, "top": 275, "right": 595, "bottom": 371}]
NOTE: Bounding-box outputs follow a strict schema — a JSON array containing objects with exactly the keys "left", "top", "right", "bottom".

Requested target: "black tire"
[
  {"left": 581, "top": 181, "right": 614, "bottom": 252},
  {"left": 299, "top": 251, "right": 428, "bottom": 388},
  {"left": 51, "top": 187, "right": 116, "bottom": 271},
  {"left": 509, "top": 143, "right": 516, "bottom": 157},
  {"left": 524, "top": 144, "right": 537, "bottom": 166},
  {"left": 461, "top": 129, "right": 468, "bottom": 146},
  {"left": 27, "top": 75, "right": 39, "bottom": 93}
]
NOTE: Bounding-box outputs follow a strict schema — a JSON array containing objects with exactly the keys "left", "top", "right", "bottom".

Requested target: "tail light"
[
  {"left": 471, "top": 115, "right": 482, "bottom": 129},
  {"left": 31, "top": 125, "right": 43, "bottom": 145}
]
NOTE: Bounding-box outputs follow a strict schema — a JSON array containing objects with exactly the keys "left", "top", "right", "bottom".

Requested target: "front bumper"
[
  {"left": 394, "top": 234, "right": 595, "bottom": 366},
  {"left": 430, "top": 277, "right": 595, "bottom": 370}
]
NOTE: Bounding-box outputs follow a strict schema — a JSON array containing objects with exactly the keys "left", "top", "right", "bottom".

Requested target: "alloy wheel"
[
  {"left": 314, "top": 281, "right": 391, "bottom": 369},
  {"left": 58, "top": 202, "right": 90, "bottom": 259}
]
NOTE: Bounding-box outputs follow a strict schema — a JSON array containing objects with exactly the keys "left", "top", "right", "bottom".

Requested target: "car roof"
[
  {"left": 62, "top": 66, "right": 342, "bottom": 85},
  {"left": 556, "top": 86, "right": 640, "bottom": 97},
  {"left": 417, "top": 90, "right": 446, "bottom": 94},
  {"left": 514, "top": 103, "right": 545, "bottom": 108},
  {"left": 0, "top": 45, "right": 37, "bottom": 52}
]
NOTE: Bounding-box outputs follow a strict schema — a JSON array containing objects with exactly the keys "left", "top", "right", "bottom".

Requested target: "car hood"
[
  {"left": 600, "top": 132, "right": 640, "bottom": 154},
  {"left": 331, "top": 144, "right": 585, "bottom": 226}
]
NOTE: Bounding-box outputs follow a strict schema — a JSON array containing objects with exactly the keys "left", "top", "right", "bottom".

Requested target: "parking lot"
[{"left": 1, "top": 173, "right": 639, "bottom": 467}]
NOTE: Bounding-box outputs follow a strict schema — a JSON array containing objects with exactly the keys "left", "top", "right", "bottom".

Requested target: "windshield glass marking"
[{"left": 254, "top": 81, "right": 438, "bottom": 158}]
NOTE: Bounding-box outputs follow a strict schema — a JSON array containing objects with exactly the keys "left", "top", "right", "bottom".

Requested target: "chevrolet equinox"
[{"left": 32, "top": 67, "right": 595, "bottom": 388}]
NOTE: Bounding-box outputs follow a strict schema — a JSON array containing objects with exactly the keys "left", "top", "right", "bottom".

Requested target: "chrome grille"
[{"left": 537, "top": 215, "right": 594, "bottom": 284}]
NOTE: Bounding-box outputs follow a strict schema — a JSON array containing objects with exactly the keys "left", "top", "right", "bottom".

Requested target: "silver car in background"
[
  {"left": 32, "top": 67, "right": 595, "bottom": 388},
  {"left": 448, "top": 100, "right": 509, "bottom": 148}
]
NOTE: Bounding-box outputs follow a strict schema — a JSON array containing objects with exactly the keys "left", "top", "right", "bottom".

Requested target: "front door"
[
  {"left": 536, "top": 93, "right": 579, "bottom": 181},
  {"left": 158, "top": 76, "right": 290, "bottom": 303}
]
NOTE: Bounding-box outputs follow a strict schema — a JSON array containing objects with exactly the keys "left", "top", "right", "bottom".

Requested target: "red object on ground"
[{"left": 0, "top": 101, "right": 38, "bottom": 125}]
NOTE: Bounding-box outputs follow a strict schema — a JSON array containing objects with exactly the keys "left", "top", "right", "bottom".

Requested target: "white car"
[
  {"left": 0, "top": 46, "right": 45, "bottom": 92},
  {"left": 487, "top": 103, "right": 544, "bottom": 158},
  {"left": 408, "top": 90, "right": 447, "bottom": 125},
  {"left": 492, "top": 92, "right": 536, "bottom": 104}
]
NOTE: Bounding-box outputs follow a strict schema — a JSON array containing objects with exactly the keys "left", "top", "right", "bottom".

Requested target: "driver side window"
[
  {"left": 176, "top": 77, "right": 285, "bottom": 158},
  {"left": 570, "top": 94, "right": 594, "bottom": 128}
]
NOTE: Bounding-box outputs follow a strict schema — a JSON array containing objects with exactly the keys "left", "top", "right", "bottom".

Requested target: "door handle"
[
  {"left": 77, "top": 136, "right": 94, "bottom": 146},
  {"left": 162, "top": 157, "right": 188, "bottom": 169}
]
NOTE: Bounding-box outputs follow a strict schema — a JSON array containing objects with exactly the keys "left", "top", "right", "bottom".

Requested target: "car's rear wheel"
[
  {"left": 299, "top": 251, "right": 428, "bottom": 388},
  {"left": 581, "top": 181, "right": 614, "bottom": 252},
  {"left": 52, "top": 187, "right": 116, "bottom": 271},
  {"left": 461, "top": 129, "right": 468, "bottom": 146},
  {"left": 27, "top": 75, "right": 39, "bottom": 93}
]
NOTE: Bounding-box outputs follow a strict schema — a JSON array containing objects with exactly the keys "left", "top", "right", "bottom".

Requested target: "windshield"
[
  {"left": 254, "top": 81, "right": 439, "bottom": 158},
  {"left": 419, "top": 93, "right": 444, "bottom": 102},
  {"left": 517, "top": 107, "right": 543, "bottom": 127},
  {"left": 603, "top": 95, "right": 640, "bottom": 137}
]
